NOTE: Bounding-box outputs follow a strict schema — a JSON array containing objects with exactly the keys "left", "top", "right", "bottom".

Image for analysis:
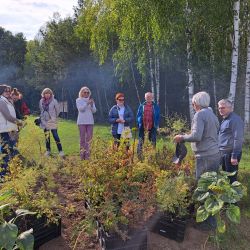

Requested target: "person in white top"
[
  {"left": 0, "top": 84, "right": 22, "bottom": 178},
  {"left": 76, "top": 86, "right": 96, "bottom": 160}
]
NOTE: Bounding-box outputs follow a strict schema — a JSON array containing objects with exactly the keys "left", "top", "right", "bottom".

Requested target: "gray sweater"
[{"left": 183, "top": 108, "right": 219, "bottom": 157}]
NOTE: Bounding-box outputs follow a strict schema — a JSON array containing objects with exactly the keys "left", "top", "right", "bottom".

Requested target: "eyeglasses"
[
  {"left": 83, "top": 91, "right": 89, "bottom": 94},
  {"left": 218, "top": 107, "right": 226, "bottom": 110},
  {"left": 117, "top": 99, "right": 124, "bottom": 101}
]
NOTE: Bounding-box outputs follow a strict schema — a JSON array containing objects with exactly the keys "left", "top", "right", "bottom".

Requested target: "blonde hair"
[
  {"left": 79, "top": 86, "right": 91, "bottom": 98},
  {"left": 41, "top": 88, "right": 53, "bottom": 97}
]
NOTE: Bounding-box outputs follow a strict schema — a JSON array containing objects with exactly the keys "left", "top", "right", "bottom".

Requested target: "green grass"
[{"left": 19, "top": 116, "right": 250, "bottom": 169}]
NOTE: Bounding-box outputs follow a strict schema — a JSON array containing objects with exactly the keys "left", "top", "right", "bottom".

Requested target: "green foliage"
[
  {"left": 0, "top": 191, "right": 35, "bottom": 250},
  {"left": 193, "top": 171, "right": 246, "bottom": 233}
]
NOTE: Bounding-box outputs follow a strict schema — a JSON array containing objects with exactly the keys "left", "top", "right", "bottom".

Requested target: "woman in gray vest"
[{"left": 0, "top": 84, "right": 22, "bottom": 177}]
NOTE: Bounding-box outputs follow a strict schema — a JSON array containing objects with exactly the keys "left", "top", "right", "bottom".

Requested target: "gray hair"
[
  {"left": 218, "top": 99, "right": 232, "bottom": 107},
  {"left": 192, "top": 91, "right": 210, "bottom": 108}
]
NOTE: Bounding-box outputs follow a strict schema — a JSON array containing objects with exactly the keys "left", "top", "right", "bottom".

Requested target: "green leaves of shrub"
[{"left": 193, "top": 171, "right": 246, "bottom": 233}]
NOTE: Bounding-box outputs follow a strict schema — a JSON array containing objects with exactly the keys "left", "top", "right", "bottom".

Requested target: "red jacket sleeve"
[{"left": 21, "top": 101, "right": 30, "bottom": 115}]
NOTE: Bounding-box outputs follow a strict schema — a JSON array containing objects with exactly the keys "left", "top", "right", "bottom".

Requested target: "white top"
[
  {"left": 117, "top": 105, "right": 125, "bottom": 134},
  {"left": 76, "top": 97, "right": 97, "bottom": 125}
]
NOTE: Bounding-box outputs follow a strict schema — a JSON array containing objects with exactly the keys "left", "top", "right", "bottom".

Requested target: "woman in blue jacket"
[{"left": 108, "top": 93, "right": 134, "bottom": 149}]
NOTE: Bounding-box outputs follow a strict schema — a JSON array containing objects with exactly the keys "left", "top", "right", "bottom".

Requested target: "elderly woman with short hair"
[
  {"left": 39, "top": 88, "right": 64, "bottom": 157},
  {"left": 174, "top": 91, "right": 220, "bottom": 179}
]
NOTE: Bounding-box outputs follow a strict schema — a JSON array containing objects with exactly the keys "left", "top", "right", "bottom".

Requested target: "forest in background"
[{"left": 0, "top": 0, "right": 250, "bottom": 127}]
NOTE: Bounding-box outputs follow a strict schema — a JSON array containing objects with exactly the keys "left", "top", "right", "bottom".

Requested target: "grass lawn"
[{"left": 20, "top": 116, "right": 250, "bottom": 169}]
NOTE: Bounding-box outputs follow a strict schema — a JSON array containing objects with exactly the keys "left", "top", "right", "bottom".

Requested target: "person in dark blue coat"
[
  {"left": 136, "top": 92, "right": 160, "bottom": 158},
  {"left": 108, "top": 93, "right": 134, "bottom": 149}
]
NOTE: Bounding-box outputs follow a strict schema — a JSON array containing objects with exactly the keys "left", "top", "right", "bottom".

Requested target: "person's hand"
[
  {"left": 231, "top": 158, "right": 238, "bottom": 165},
  {"left": 16, "top": 119, "right": 23, "bottom": 127},
  {"left": 88, "top": 99, "right": 94, "bottom": 106},
  {"left": 173, "top": 135, "right": 183, "bottom": 143}
]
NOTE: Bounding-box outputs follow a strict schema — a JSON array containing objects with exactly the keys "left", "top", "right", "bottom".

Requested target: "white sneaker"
[
  {"left": 59, "top": 151, "right": 65, "bottom": 157},
  {"left": 44, "top": 151, "right": 50, "bottom": 157}
]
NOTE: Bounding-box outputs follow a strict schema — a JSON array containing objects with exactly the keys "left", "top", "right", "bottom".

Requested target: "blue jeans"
[
  {"left": 221, "top": 152, "right": 241, "bottom": 183},
  {"left": 137, "top": 127, "right": 156, "bottom": 159},
  {"left": 0, "top": 132, "right": 19, "bottom": 176},
  {"left": 44, "top": 129, "right": 63, "bottom": 152}
]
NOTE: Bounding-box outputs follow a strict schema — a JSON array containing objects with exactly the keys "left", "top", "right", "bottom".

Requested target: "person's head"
[
  {"left": 0, "top": 84, "right": 12, "bottom": 98},
  {"left": 79, "top": 86, "right": 91, "bottom": 98},
  {"left": 218, "top": 99, "right": 233, "bottom": 118},
  {"left": 41, "top": 88, "right": 53, "bottom": 100},
  {"left": 145, "top": 92, "right": 154, "bottom": 103},
  {"left": 11, "top": 88, "right": 21, "bottom": 102},
  {"left": 192, "top": 91, "right": 210, "bottom": 111},
  {"left": 115, "top": 92, "right": 125, "bottom": 106}
]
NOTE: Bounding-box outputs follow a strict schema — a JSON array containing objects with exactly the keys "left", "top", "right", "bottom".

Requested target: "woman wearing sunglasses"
[
  {"left": 76, "top": 86, "right": 96, "bottom": 160},
  {"left": 108, "top": 93, "right": 134, "bottom": 149}
]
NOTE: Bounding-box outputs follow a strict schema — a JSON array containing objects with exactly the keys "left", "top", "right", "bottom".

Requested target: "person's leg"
[
  {"left": 222, "top": 153, "right": 239, "bottom": 183},
  {"left": 0, "top": 132, "right": 11, "bottom": 176},
  {"left": 44, "top": 129, "right": 51, "bottom": 154},
  {"left": 148, "top": 127, "right": 156, "bottom": 147},
  {"left": 51, "top": 129, "right": 63, "bottom": 152},
  {"left": 85, "top": 125, "right": 94, "bottom": 159},
  {"left": 78, "top": 125, "right": 86, "bottom": 159},
  {"left": 195, "top": 153, "right": 221, "bottom": 180},
  {"left": 113, "top": 134, "right": 121, "bottom": 150},
  {"left": 137, "top": 127, "right": 144, "bottom": 160}
]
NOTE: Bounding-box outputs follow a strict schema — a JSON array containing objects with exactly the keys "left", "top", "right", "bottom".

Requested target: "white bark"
[
  {"left": 228, "top": 0, "right": 241, "bottom": 108},
  {"left": 245, "top": 33, "right": 250, "bottom": 131},
  {"left": 130, "top": 60, "right": 141, "bottom": 104},
  {"left": 147, "top": 40, "right": 155, "bottom": 100},
  {"left": 155, "top": 56, "right": 160, "bottom": 104},
  {"left": 186, "top": 1, "right": 194, "bottom": 121}
]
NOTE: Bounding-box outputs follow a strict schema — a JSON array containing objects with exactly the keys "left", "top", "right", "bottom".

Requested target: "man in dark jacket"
[
  {"left": 218, "top": 99, "right": 244, "bottom": 183},
  {"left": 136, "top": 92, "right": 160, "bottom": 158}
]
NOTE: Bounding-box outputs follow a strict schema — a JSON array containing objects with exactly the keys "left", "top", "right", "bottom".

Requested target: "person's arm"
[
  {"left": 108, "top": 107, "right": 118, "bottom": 124},
  {"left": 136, "top": 105, "right": 143, "bottom": 127},
  {"left": 124, "top": 106, "right": 134, "bottom": 124},
  {"left": 54, "top": 99, "right": 60, "bottom": 117},
  {"left": 182, "top": 112, "right": 204, "bottom": 142},
  {"left": 231, "top": 117, "right": 244, "bottom": 160},
  {"left": 76, "top": 98, "right": 88, "bottom": 112},
  {"left": 0, "top": 101, "right": 18, "bottom": 123},
  {"left": 90, "top": 101, "right": 97, "bottom": 113}
]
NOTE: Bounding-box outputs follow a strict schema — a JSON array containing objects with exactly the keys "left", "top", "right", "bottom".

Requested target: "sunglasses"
[
  {"left": 4, "top": 90, "right": 11, "bottom": 93},
  {"left": 117, "top": 99, "right": 124, "bottom": 101},
  {"left": 83, "top": 91, "right": 89, "bottom": 94}
]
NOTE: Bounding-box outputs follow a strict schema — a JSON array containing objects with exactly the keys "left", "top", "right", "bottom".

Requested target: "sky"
[{"left": 0, "top": 0, "right": 78, "bottom": 40}]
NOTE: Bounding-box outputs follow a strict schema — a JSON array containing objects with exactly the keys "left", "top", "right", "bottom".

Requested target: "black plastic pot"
[
  {"left": 150, "top": 213, "right": 187, "bottom": 242},
  {"left": 97, "top": 223, "right": 148, "bottom": 250},
  {"left": 17, "top": 214, "right": 61, "bottom": 249}
]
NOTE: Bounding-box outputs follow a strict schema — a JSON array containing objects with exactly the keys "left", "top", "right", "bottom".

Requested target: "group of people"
[
  {"left": 174, "top": 91, "right": 244, "bottom": 184},
  {"left": 0, "top": 84, "right": 245, "bottom": 188},
  {"left": 0, "top": 84, "right": 30, "bottom": 177},
  {"left": 77, "top": 89, "right": 160, "bottom": 160}
]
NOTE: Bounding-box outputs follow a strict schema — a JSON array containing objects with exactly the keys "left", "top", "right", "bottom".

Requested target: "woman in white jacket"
[
  {"left": 0, "top": 84, "right": 22, "bottom": 177},
  {"left": 76, "top": 86, "right": 96, "bottom": 160},
  {"left": 39, "top": 88, "right": 64, "bottom": 157}
]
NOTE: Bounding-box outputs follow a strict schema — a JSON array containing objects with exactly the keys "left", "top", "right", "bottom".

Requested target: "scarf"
[{"left": 42, "top": 97, "right": 52, "bottom": 112}]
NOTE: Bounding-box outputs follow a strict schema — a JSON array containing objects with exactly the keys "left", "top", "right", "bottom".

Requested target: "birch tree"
[{"left": 228, "top": 0, "right": 241, "bottom": 107}]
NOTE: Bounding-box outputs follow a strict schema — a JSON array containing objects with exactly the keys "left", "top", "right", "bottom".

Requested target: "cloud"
[{"left": 0, "top": 0, "right": 78, "bottom": 40}]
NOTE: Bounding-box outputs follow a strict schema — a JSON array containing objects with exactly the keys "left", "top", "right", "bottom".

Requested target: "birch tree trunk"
[
  {"left": 186, "top": 1, "right": 195, "bottom": 121},
  {"left": 245, "top": 37, "right": 250, "bottom": 131},
  {"left": 228, "top": 0, "right": 241, "bottom": 108},
  {"left": 210, "top": 39, "right": 218, "bottom": 115},
  {"left": 147, "top": 40, "right": 155, "bottom": 100},
  {"left": 130, "top": 60, "right": 141, "bottom": 104},
  {"left": 155, "top": 55, "right": 160, "bottom": 104}
]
